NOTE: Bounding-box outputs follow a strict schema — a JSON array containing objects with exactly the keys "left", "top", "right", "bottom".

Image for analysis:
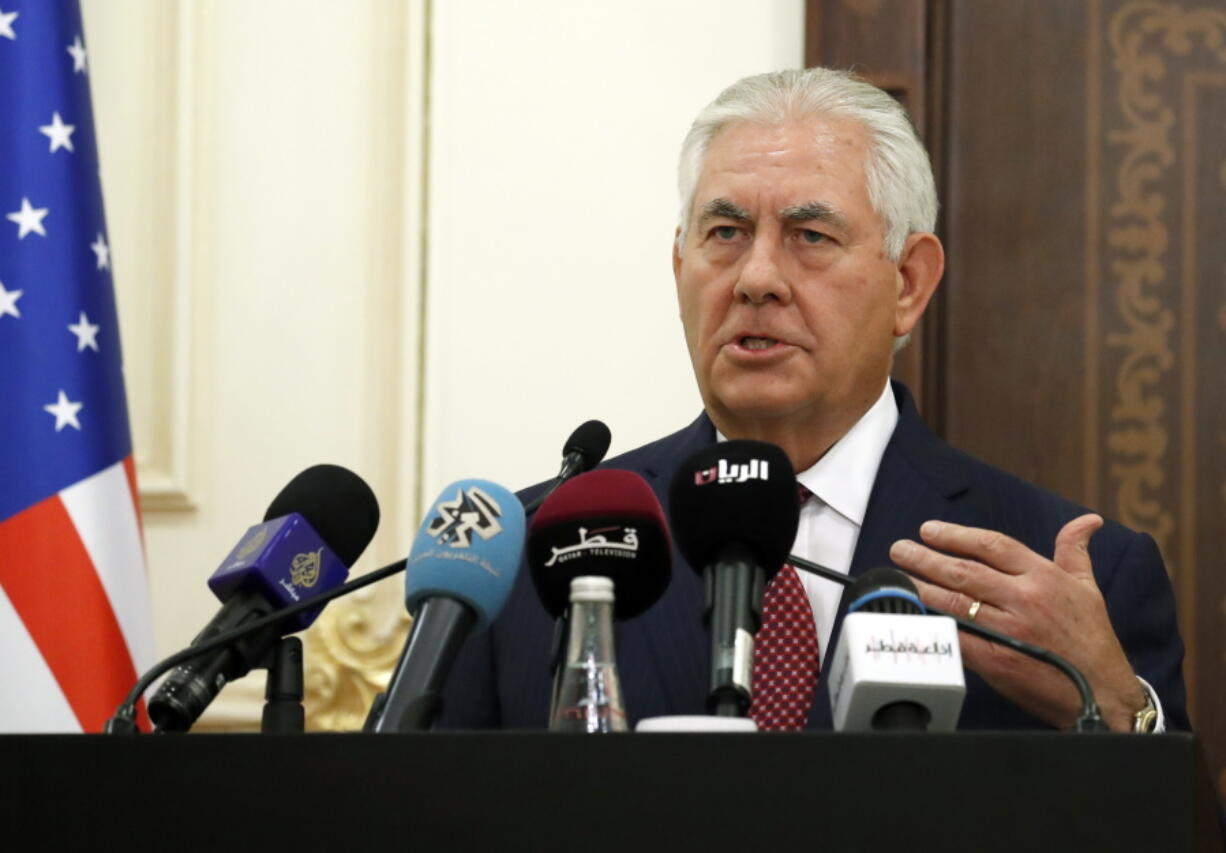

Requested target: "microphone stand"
[{"left": 261, "top": 637, "right": 305, "bottom": 733}]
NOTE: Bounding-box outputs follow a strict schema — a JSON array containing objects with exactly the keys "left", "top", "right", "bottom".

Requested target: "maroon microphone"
[{"left": 526, "top": 469, "right": 672, "bottom": 621}]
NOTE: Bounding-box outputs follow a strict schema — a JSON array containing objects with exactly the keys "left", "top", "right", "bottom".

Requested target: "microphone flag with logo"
[
  {"left": 148, "top": 465, "right": 380, "bottom": 732},
  {"left": 0, "top": 2, "right": 155, "bottom": 733},
  {"left": 527, "top": 469, "right": 672, "bottom": 621},
  {"left": 668, "top": 441, "right": 798, "bottom": 583},
  {"left": 405, "top": 479, "right": 526, "bottom": 630},
  {"left": 827, "top": 567, "right": 965, "bottom": 732},
  {"left": 368, "top": 480, "right": 524, "bottom": 732}
]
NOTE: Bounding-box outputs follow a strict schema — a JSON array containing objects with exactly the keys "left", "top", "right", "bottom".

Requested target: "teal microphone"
[{"left": 369, "top": 479, "right": 525, "bottom": 732}]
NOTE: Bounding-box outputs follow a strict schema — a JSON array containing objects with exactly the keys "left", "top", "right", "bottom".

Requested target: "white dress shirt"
[{"left": 790, "top": 382, "right": 897, "bottom": 664}]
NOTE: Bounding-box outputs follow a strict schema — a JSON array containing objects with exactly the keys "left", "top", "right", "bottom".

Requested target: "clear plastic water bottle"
[{"left": 549, "top": 576, "right": 628, "bottom": 733}]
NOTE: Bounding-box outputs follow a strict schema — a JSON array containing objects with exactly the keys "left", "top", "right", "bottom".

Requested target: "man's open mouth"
[{"left": 740, "top": 336, "right": 778, "bottom": 350}]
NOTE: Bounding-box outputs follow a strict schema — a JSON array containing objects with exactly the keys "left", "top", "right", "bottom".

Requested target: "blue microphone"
[
  {"left": 368, "top": 479, "right": 525, "bottom": 732},
  {"left": 150, "top": 464, "right": 379, "bottom": 732}
]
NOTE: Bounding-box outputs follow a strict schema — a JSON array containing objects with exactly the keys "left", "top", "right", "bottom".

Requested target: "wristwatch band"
[{"left": 1132, "top": 688, "right": 1158, "bottom": 733}]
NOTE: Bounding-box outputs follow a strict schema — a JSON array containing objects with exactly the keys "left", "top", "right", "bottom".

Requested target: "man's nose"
[{"left": 732, "top": 235, "right": 791, "bottom": 305}]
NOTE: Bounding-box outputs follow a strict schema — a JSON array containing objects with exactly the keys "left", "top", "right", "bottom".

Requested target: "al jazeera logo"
[
  {"left": 277, "top": 547, "right": 324, "bottom": 603},
  {"left": 289, "top": 548, "right": 323, "bottom": 588}
]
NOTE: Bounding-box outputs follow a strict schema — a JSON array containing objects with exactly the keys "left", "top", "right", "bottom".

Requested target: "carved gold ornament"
[
  {"left": 302, "top": 580, "right": 410, "bottom": 731},
  {"left": 1105, "top": 1, "right": 1226, "bottom": 556}
]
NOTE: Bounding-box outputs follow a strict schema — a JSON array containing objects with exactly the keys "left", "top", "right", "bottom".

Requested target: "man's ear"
[{"left": 893, "top": 232, "right": 944, "bottom": 337}]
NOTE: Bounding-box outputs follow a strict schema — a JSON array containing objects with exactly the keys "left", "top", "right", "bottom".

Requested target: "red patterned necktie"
[{"left": 749, "top": 484, "right": 819, "bottom": 731}]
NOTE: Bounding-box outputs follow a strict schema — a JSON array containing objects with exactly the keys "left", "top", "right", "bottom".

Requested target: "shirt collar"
[
  {"left": 797, "top": 382, "right": 897, "bottom": 525},
  {"left": 715, "top": 381, "right": 898, "bottom": 526}
]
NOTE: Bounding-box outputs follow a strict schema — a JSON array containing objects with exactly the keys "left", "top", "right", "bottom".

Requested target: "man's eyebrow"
[
  {"left": 698, "top": 198, "right": 752, "bottom": 225},
  {"left": 780, "top": 201, "right": 849, "bottom": 231}
]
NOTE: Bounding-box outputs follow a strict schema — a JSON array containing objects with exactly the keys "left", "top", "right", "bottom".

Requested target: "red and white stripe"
[{"left": 0, "top": 457, "right": 154, "bottom": 732}]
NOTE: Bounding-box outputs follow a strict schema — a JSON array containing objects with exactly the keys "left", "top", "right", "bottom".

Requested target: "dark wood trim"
[{"left": 921, "top": 0, "right": 950, "bottom": 432}]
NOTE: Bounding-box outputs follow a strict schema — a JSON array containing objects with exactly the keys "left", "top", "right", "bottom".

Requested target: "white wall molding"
[{"left": 84, "top": 0, "right": 197, "bottom": 512}]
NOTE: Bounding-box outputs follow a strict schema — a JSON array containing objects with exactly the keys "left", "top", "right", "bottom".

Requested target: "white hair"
[{"left": 676, "top": 67, "right": 938, "bottom": 262}]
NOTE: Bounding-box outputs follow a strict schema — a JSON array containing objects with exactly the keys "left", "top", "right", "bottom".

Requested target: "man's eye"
[
  {"left": 712, "top": 225, "right": 739, "bottom": 240},
  {"left": 799, "top": 229, "right": 826, "bottom": 245}
]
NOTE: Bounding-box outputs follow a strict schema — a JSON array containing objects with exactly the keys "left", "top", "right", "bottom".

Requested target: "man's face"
[{"left": 673, "top": 116, "right": 917, "bottom": 437}]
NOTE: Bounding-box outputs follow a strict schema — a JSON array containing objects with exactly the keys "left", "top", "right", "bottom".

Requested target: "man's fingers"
[
  {"left": 914, "top": 520, "right": 1029, "bottom": 575},
  {"left": 888, "top": 538, "right": 1012, "bottom": 602},
  {"left": 1052, "top": 513, "right": 1103, "bottom": 579}
]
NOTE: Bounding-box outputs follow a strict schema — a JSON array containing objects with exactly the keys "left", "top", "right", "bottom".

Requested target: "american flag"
[{"left": 0, "top": 0, "right": 154, "bottom": 731}]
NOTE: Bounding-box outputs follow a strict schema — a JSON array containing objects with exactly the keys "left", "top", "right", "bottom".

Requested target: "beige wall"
[{"left": 82, "top": 0, "right": 803, "bottom": 728}]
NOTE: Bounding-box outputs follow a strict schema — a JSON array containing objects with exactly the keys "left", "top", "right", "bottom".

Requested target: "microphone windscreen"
[
  {"left": 563, "top": 420, "right": 612, "bottom": 472},
  {"left": 405, "top": 479, "right": 526, "bottom": 631},
  {"left": 263, "top": 464, "right": 380, "bottom": 567},
  {"left": 527, "top": 469, "right": 671, "bottom": 620},
  {"left": 846, "top": 566, "right": 924, "bottom": 615},
  {"left": 668, "top": 440, "right": 798, "bottom": 578}
]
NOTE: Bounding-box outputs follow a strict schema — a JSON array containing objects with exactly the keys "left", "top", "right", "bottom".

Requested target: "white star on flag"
[
  {"left": 43, "top": 390, "right": 84, "bottom": 432},
  {"left": 66, "top": 35, "right": 87, "bottom": 73},
  {"left": 0, "top": 8, "right": 16, "bottom": 40},
  {"left": 90, "top": 232, "right": 110, "bottom": 269},
  {"left": 68, "top": 311, "right": 100, "bottom": 351},
  {"left": 0, "top": 281, "right": 22, "bottom": 319},
  {"left": 7, "top": 197, "right": 49, "bottom": 239},
  {"left": 39, "top": 112, "right": 76, "bottom": 153}
]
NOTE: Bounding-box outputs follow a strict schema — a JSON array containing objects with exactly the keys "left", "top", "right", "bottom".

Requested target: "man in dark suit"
[{"left": 438, "top": 67, "right": 1188, "bottom": 733}]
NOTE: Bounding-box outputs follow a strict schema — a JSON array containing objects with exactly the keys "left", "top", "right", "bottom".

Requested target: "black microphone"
[
  {"left": 523, "top": 420, "right": 612, "bottom": 513},
  {"left": 147, "top": 465, "right": 379, "bottom": 732},
  {"left": 367, "top": 479, "right": 526, "bottom": 733},
  {"left": 669, "top": 441, "right": 799, "bottom": 717}
]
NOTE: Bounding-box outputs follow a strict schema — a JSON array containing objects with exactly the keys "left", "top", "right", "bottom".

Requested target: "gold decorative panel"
[{"left": 303, "top": 582, "right": 410, "bottom": 732}]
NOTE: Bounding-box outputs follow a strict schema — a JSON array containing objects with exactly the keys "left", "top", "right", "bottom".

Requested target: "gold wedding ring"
[{"left": 967, "top": 600, "right": 982, "bottom": 621}]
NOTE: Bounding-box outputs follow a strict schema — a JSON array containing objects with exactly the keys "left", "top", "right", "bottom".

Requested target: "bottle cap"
[{"left": 568, "top": 575, "right": 614, "bottom": 603}]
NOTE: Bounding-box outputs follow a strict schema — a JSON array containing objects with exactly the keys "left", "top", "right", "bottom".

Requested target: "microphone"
[
  {"left": 368, "top": 479, "right": 525, "bottom": 733},
  {"left": 526, "top": 469, "right": 672, "bottom": 622},
  {"left": 668, "top": 441, "right": 799, "bottom": 717},
  {"left": 826, "top": 567, "right": 965, "bottom": 732},
  {"left": 528, "top": 469, "right": 673, "bottom": 721},
  {"left": 148, "top": 465, "right": 380, "bottom": 732},
  {"left": 523, "top": 420, "right": 612, "bottom": 513}
]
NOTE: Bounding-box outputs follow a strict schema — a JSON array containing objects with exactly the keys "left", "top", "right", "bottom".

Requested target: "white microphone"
[{"left": 827, "top": 567, "right": 965, "bottom": 732}]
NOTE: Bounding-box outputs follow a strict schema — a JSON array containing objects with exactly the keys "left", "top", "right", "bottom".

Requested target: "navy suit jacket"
[{"left": 438, "top": 382, "right": 1190, "bottom": 731}]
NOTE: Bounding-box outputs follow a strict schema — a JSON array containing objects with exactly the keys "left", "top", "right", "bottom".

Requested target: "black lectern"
[{"left": 0, "top": 732, "right": 1218, "bottom": 852}]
